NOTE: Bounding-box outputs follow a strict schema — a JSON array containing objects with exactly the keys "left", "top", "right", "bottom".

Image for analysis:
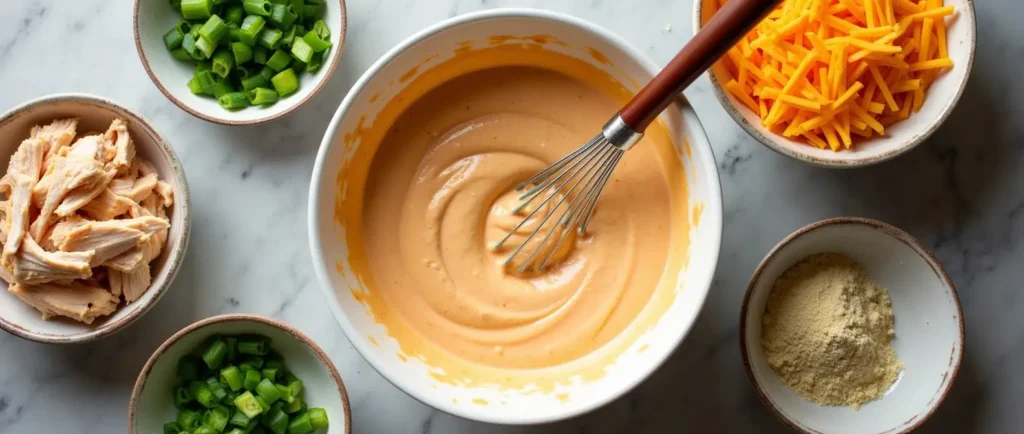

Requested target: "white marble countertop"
[{"left": 0, "top": 0, "right": 1018, "bottom": 432}]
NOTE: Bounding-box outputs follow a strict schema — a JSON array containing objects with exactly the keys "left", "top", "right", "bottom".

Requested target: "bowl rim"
[
  {"left": 307, "top": 7, "right": 723, "bottom": 425},
  {"left": 132, "top": 0, "right": 348, "bottom": 126},
  {"left": 739, "top": 217, "right": 965, "bottom": 433},
  {"left": 692, "top": 0, "right": 977, "bottom": 168},
  {"left": 128, "top": 313, "right": 353, "bottom": 434},
  {"left": 0, "top": 92, "right": 192, "bottom": 345}
]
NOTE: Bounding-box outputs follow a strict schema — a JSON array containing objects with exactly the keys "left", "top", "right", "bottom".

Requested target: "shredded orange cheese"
[{"left": 710, "top": 0, "right": 955, "bottom": 150}]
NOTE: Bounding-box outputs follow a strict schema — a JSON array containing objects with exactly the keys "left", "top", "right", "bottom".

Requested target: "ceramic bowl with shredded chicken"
[{"left": 0, "top": 94, "right": 190, "bottom": 343}]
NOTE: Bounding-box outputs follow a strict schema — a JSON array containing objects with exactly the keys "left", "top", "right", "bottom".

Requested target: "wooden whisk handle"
[{"left": 618, "top": 0, "right": 781, "bottom": 131}]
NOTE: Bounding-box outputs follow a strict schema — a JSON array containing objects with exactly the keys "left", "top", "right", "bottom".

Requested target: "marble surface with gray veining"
[{"left": 0, "top": 0, "right": 1020, "bottom": 432}]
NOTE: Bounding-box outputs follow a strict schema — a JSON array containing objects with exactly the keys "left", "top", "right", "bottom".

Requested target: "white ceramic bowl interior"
[
  {"left": 742, "top": 218, "right": 963, "bottom": 434},
  {"left": 309, "top": 9, "right": 723, "bottom": 424},
  {"left": 694, "top": 0, "right": 976, "bottom": 167},
  {"left": 134, "top": 1, "right": 346, "bottom": 125},
  {"left": 0, "top": 93, "right": 190, "bottom": 343},
  {"left": 131, "top": 315, "right": 350, "bottom": 434}
]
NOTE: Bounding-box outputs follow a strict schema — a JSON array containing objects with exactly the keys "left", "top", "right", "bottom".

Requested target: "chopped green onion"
[
  {"left": 163, "top": 422, "right": 183, "bottom": 434},
  {"left": 264, "top": 358, "right": 285, "bottom": 372},
  {"left": 289, "top": 0, "right": 304, "bottom": 21},
  {"left": 202, "top": 337, "right": 229, "bottom": 369},
  {"left": 274, "top": 384, "right": 293, "bottom": 403},
  {"left": 212, "top": 49, "right": 236, "bottom": 78},
  {"left": 204, "top": 405, "right": 231, "bottom": 432},
  {"left": 259, "top": 66, "right": 275, "bottom": 81},
  {"left": 187, "top": 77, "right": 205, "bottom": 95},
  {"left": 241, "top": 75, "right": 269, "bottom": 91},
  {"left": 261, "top": 367, "right": 279, "bottom": 382},
  {"left": 222, "top": 389, "right": 239, "bottom": 406},
  {"left": 280, "top": 395, "right": 304, "bottom": 414},
  {"left": 285, "top": 376, "right": 302, "bottom": 398},
  {"left": 242, "top": 356, "right": 265, "bottom": 369},
  {"left": 231, "top": 42, "right": 253, "bottom": 64},
  {"left": 243, "top": 0, "right": 273, "bottom": 16},
  {"left": 218, "top": 91, "right": 250, "bottom": 109},
  {"left": 194, "top": 70, "right": 217, "bottom": 93},
  {"left": 266, "top": 49, "right": 291, "bottom": 71},
  {"left": 262, "top": 407, "right": 289, "bottom": 434},
  {"left": 235, "top": 391, "right": 264, "bottom": 419},
  {"left": 257, "top": 28, "right": 283, "bottom": 49},
  {"left": 239, "top": 15, "right": 266, "bottom": 46},
  {"left": 301, "top": 30, "right": 330, "bottom": 52},
  {"left": 195, "top": 35, "right": 217, "bottom": 58},
  {"left": 198, "top": 14, "right": 228, "bottom": 45},
  {"left": 220, "top": 366, "right": 244, "bottom": 391},
  {"left": 229, "top": 409, "right": 251, "bottom": 427},
  {"left": 225, "top": 337, "right": 238, "bottom": 362},
  {"left": 306, "top": 47, "right": 327, "bottom": 73},
  {"left": 225, "top": 5, "right": 245, "bottom": 24},
  {"left": 170, "top": 0, "right": 183, "bottom": 10},
  {"left": 225, "top": 429, "right": 246, "bottom": 434},
  {"left": 174, "top": 386, "right": 194, "bottom": 408},
  {"left": 205, "top": 376, "right": 229, "bottom": 400},
  {"left": 290, "top": 56, "right": 306, "bottom": 74},
  {"left": 255, "top": 395, "right": 271, "bottom": 412},
  {"left": 286, "top": 413, "right": 313, "bottom": 434},
  {"left": 193, "top": 426, "right": 217, "bottom": 434},
  {"left": 226, "top": 22, "right": 241, "bottom": 42},
  {"left": 301, "top": 4, "right": 321, "bottom": 23},
  {"left": 280, "top": 26, "right": 297, "bottom": 47},
  {"left": 190, "top": 380, "right": 219, "bottom": 408},
  {"left": 256, "top": 378, "right": 283, "bottom": 404},
  {"left": 270, "top": 4, "right": 298, "bottom": 29},
  {"left": 181, "top": 33, "right": 202, "bottom": 60},
  {"left": 170, "top": 47, "right": 192, "bottom": 61},
  {"left": 311, "top": 19, "right": 330, "bottom": 39},
  {"left": 290, "top": 37, "right": 314, "bottom": 63},
  {"left": 254, "top": 45, "right": 268, "bottom": 64},
  {"left": 206, "top": 78, "right": 234, "bottom": 98},
  {"left": 239, "top": 336, "right": 271, "bottom": 356},
  {"left": 270, "top": 69, "right": 299, "bottom": 97},
  {"left": 177, "top": 409, "right": 202, "bottom": 431},
  {"left": 243, "top": 368, "right": 262, "bottom": 391},
  {"left": 164, "top": 27, "right": 185, "bottom": 49},
  {"left": 181, "top": 0, "right": 213, "bottom": 20},
  {"left": 307, "top": 408, "right": 328, "bottom": 430}
]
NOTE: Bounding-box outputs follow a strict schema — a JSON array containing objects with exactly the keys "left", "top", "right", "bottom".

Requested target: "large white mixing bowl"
[{"left": 308, "top": 9, "right": 722, "bottom": 424}]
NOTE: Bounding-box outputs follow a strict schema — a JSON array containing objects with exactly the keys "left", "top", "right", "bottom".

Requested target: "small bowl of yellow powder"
[{"left": 741, "top": 217, "right": 964, "bottom": 433}]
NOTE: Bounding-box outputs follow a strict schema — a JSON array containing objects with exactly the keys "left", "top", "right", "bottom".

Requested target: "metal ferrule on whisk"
[
  {"left": 492, "top": 115, "right": 642, "bottom": 273},
  {"left": 602, "top": 115, "right": 644, "bottom": 151}
]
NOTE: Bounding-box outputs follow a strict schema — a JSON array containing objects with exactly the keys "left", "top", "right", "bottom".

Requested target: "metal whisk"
[{"left": 494, "top": 0, "right": 780, "bottom": 272}]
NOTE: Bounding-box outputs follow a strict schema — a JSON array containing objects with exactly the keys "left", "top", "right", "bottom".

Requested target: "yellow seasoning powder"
[{"left": 761, "top": 253, "right": 903, "bottom": 409}]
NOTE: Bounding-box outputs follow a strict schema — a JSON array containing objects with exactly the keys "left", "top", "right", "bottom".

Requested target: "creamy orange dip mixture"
[{"left": 339, "top": 44, "right": 690, "bottom": 384}]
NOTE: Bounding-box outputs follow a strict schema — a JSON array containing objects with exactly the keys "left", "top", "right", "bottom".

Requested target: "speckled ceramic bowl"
[
  {"left": 694, "top": 0, "right": 976, "bottom": 167},
  {"left": 133, "top": 0, "right": 347, "bottom": 125},
  {"left": 0, "top": 93, "right": 191, "bottom": 344},
  {"left": 309, "top": 8, "right": 723, "bottom": 425},
  {"left": 742, "top": 217, "right": 964, "bottom": 433},
  {"left": 129, "top": 314, "right": 352, "bottom": 434}
]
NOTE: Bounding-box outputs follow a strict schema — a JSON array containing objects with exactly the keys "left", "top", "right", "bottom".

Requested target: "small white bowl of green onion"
[
  {"left": 130, "top": 314, "right": 351, "bottom": 434},
  {"left": 134, "top": 0, "right": 347, "bottom": 125}
]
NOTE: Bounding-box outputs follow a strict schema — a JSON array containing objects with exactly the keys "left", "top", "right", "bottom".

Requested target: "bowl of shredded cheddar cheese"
[{"left": 695, "top": 0, "right": 975, "bottom": 167}]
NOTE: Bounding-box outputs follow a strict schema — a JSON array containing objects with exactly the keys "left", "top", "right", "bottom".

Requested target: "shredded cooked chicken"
[{"left": 0, "top": 118, "right": 173, "bottom": 324}]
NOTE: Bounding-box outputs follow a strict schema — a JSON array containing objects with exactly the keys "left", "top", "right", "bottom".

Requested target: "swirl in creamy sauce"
[{"left": 359, "top": 65, "right": 684, "bottom": 370}]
